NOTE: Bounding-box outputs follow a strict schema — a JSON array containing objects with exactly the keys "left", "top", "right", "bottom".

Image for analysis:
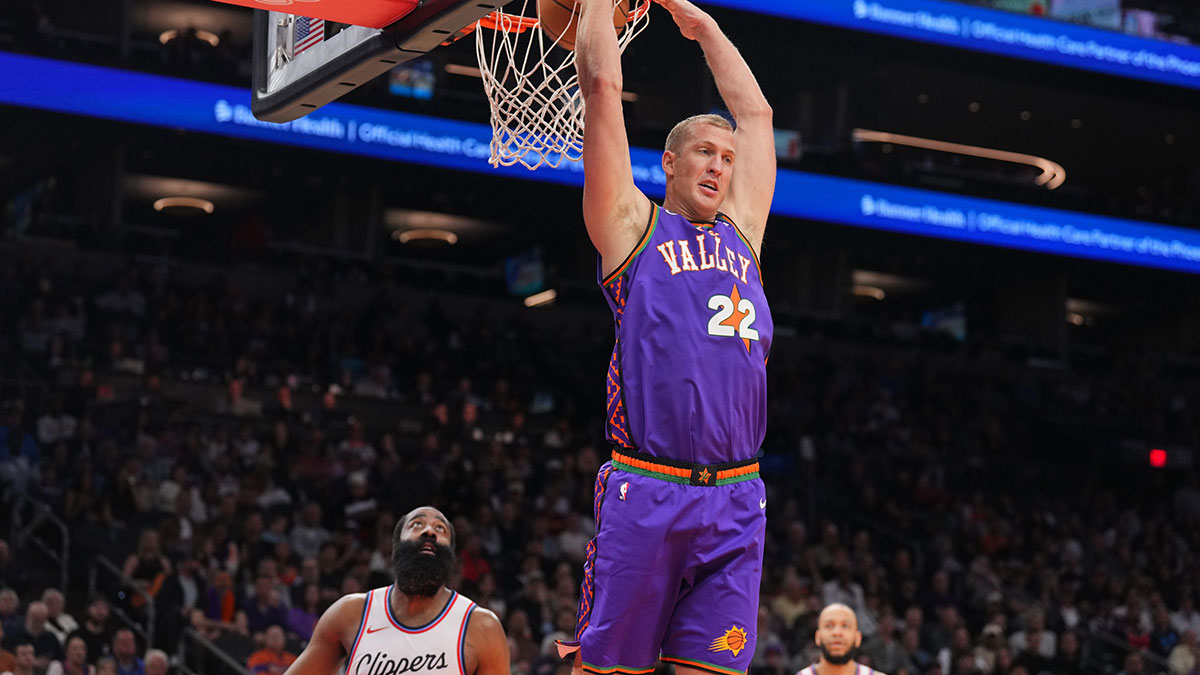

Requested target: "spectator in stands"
[
  {"left": 770, "top": 566, "right": 812, "bottom": 632},
  {"left": 57, "top": 636, "right": 94, "bottom": 675},
  {"left": 245, "top": 625, "right": 295, "bottom": 675},
  {"left": 0, "top": 623, "right": 13, "bottom": 674},
  {"left": 458, "top": 534, "right": 492, "bottom": 588},
  {"left": 973, "top": 623, "right": 1003, "bottom": 673},
  {"left": 1169, "top": 629, "right": 1198, "bottom": 675},
  {"left": 141, "top": 650, "right": 168, "bottom": 675},
  {"left": 821, "top": 557, "right": 866, "bottom": 615},
  {"left": 1013, "top": 629, "right": 1054, "bottom": 674},
  {"left": 1050, "top": 630, "right": 1084, "bottom": 675},
  {"left": 289, "top": 557, "right": 320, "bottom": 608},
  {"left": 242, "top": 575, "right": 287, "bottom": 638},
  {"left": 1009, "top": 609, "right": 1056, "bottom": 659},
  {"left": 315, "top": 543, "right": 342, "bottom": 591},
  {"left": 861, "top": 613, "right": 908, "bottom": 674},
  {"left": 0, "top": 590, "right": 21, "bottom": 637},
  {"left": 288, "top": 504, "right": 331, "bottom": 562},
  {"left": 35, "top": 397, "right": 76, "bottom": 447},
  {"left": 1174, "top": 597, "right": 1200, "bottom": 639},
  {"left": 5, "top": 640, "right": 35, "bottom": 675},
  {"left": 40, "top": 590, "right": 77, "bottom": 648},
  {"left": 106, "top": 458, "right": 151, "bottom": 527},
  {"left": 4, "top": 602, "right": 63, "bottom": 669},
  {"left": 94, "top": 658, "right": 117, "bottom": 675},
  {"left": 1119, "top": 608, "right": 1152, "bottom": 653},
  {"left": 122, "top": 530, "right": 171, "bottom": 615},
  {"left": 901, "top": 627, "right": 933, "bottom": 673},
  {"left": 1117, "top": 651, "right": 1145, "bottom": 675},
  {"left": 991, "top": 646, "right": 1015, "bottom": 675},
  {"left": 921, "top": 570, "right": 958, "bottom": 619},
  {"left": 749, "top": 606, "right": 787, "bottom": 672},
  {"left": 285, "top": 583, "right": 320, "bottom": 643},
  {"left": 750, "top": 643, "right": 788, "bottom": 675},
  {"left": 337, "top": 470, "right": 379, "bottom": 539},
  {"left": 194, "top": 570, "right": 244, "bottom": 641},
  {"left": 155, "top": 556, "right": 205, "bottom": 654},
  {"left": 109, "top": 629, "right": 143, "bottom": 675},
  {"left": 1156, "top": 607, "right": 1186, "bottom": 659},
  {"left": 67, "top": 597, "right": 112, "bottom": 664},
  {"left": 0, "top": 403, "right": 40, "bottom": 510}
]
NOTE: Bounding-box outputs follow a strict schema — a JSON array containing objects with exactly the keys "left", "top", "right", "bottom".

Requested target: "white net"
[{"left": 474, "top": 0, "right": 651, "bottom": 170}]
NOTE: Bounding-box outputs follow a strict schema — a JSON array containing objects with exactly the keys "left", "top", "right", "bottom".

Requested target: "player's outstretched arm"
[
  {"left": 466, "top": 607, "right": 511, "bottom": 675},
  {"left": 654, "top": 0, "right": 774, "bottom": 254},
  {"left": 284, "top": 594, "right": 364, "bottom": 675},
  {"left": 577, "top": 0, "right": 653, "bottom": 277}
]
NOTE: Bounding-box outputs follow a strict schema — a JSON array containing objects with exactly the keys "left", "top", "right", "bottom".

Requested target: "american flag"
[{"left": 294, "top": 16, "right": 325, "bottom": 56}]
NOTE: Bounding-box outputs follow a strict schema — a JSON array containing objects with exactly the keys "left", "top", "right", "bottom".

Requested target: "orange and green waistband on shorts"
[{"left": 610, "top": 448, "right": 759, "bottom": 487}]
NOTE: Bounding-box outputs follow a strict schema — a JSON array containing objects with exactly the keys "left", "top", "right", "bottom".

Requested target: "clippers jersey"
[
  {"left": 599, "top": 204, "right": 772, "bottom": 465},
  {"left": 344, "top": 586, "right": 476, "bottom": 675},
  {"left": 797, "top": 666, "right": 882, "bottom": 675}
]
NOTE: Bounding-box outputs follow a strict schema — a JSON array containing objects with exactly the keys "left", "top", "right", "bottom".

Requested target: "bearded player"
[
  {"left": 796, "top": 604, "right": 886, "bottom": 675},
  {"left": 559, "top": 0, "right": 776, "bottom": 674},
  {"left": 285, "top": 506, "right": 510, "bottom": 675}
]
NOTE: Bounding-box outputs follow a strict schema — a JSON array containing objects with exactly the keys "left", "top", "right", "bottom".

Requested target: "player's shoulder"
[
  {"left": 323, "top": 591, "right": 371, "bottom": 624},
  {"left": 465, "top": 602, "right": 503, "bottom": 631}
]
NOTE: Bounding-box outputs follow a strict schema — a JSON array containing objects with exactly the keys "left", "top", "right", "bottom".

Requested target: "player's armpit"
[
  {"left": 284, "top": 594, "right": 365, "bottom": 675},
  {"left": 725, "top": 109, "right": 775, "bottom": 254},
  {"left": 465, "top": 607, "right": 511, "bottom": 675},
  {"left": 576, "top": 0, "right": 653, "bottom": 275},
  {"left": 662, "top": 0, "right": 773, "bottom": 252}
]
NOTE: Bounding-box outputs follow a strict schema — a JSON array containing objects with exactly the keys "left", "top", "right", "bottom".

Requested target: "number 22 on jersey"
[{"left": 707, "top": 285, "right": 759, "bottom": 352}]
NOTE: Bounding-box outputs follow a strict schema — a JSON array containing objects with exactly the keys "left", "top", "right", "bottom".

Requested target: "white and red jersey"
[
  {"left": 796, "top": 665, "right": 883, "bottom": 675},
  {"left": 345, "top": 586, "right": 476, "bottom": 675}
]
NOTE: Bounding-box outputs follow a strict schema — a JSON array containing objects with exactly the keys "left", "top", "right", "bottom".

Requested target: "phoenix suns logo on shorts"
[{"left": 708, "top": 626, "right": 748, "bottom": 657}]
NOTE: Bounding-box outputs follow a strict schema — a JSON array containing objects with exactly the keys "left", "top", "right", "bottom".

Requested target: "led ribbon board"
[
  {"left": 699, "top": 0, "right": 1200, "bottom": 91},
  {"left": 4, "top": 51, "right": 1200, "bottom": 274}
]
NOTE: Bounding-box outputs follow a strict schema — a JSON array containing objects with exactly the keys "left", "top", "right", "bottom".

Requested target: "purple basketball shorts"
[{"left": 565, "top": 458, "right": 766, "bottom": 675}]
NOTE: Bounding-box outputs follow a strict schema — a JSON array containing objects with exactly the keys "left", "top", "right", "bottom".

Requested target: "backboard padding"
[{"left": 251, "top": 0, "right": 502, "bottom": 123}]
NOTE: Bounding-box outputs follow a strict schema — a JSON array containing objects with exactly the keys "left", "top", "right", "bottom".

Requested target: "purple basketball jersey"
[{"left": 599, "top": 204, "right": 772, "bottom": 465}]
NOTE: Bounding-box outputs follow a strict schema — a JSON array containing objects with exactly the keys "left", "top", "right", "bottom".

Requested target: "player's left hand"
[{"left": 652, "top": 0, "right": 714, "bottom": 41}]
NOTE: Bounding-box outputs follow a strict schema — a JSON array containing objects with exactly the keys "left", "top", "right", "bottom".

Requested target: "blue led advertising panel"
[
  {"left": 4, "top": 52, "right": 1200, "bottom": 274},
  {"left": 701, "top": 0, "right": 1200, "bottom": 91}
]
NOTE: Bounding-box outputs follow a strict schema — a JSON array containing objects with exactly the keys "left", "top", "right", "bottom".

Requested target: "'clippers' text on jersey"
[{"left": 346, "top": 587, "right": 475, "bottom": 675}]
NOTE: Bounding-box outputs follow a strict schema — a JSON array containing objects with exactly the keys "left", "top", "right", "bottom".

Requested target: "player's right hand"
[{"left": 652, "top": 0, "right": 715, "bottom": 41}]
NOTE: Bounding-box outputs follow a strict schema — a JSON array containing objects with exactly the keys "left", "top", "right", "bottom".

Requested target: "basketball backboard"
[{"left": 245, "top": 0, "right": 501, "bottom": 123}]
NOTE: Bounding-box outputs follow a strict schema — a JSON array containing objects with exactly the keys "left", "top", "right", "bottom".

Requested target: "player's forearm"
[
  {"left": 577, "top": 0, "right": 624, "bottom": 98},
  {"left": 694, "top": 19, "right": 771, "bottom": 121}
]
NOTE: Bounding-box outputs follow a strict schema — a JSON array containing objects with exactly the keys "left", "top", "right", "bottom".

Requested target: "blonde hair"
[{"left": 664, "top": 114, "right": 734, "bottom": 154}]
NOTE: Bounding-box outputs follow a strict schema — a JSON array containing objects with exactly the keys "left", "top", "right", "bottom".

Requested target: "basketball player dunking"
[
  {"left": 557, "top": 1, "right": 776, "bottom": 675},
  {"left": 797, "top": 604, "right": 887, "bottom": 675},
  {"left": 285, "top": 506, "right": 510, "bottom": 675}
]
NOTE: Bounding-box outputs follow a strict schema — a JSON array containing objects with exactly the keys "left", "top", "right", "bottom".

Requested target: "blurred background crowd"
[{"left": 1, "top": 245, "right": 1198, "bottom": 675}]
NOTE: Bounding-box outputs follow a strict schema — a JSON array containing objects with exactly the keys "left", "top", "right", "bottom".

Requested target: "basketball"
[{"left": 536, "top": 0, "right": 633, "bottom": 51}]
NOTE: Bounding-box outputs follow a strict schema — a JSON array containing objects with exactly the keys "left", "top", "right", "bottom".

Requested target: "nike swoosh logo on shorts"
[{"left": 759, "top": 498, "right": 767, "bottom": 509}]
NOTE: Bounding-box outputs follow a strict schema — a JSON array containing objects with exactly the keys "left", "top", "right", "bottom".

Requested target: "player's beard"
[
  {"left": 819, "top": 642, "right": 858, "bottom": 666},
  {"left": 392, "top": 537, "right": 455, "bottom": 597}
]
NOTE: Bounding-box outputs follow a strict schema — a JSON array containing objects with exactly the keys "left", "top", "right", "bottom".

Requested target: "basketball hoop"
[{"left": 473, "top": 0, "right": 650, "bottom": 170}]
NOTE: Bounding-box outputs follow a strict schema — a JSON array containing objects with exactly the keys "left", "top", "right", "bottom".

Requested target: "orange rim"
[
  {"left": 628, "top": 0, "right": 651, "bottom": 23},
  {"left": 476, "top": 11, "right": 540, "bottom": 33},
  {"left": 475, "top": 0, "right": 649, "bottom": 33}
]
